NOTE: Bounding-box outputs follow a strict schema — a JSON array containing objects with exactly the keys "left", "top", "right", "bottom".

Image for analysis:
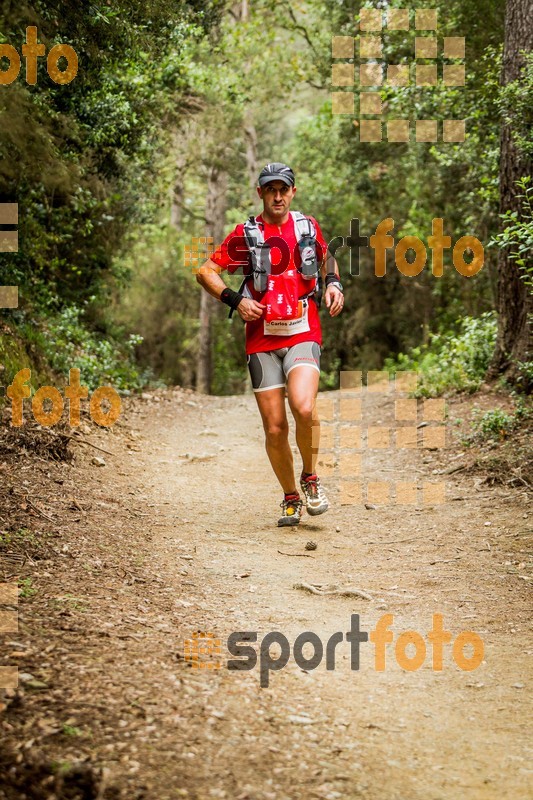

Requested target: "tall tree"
[
  {"left": 197, "top": 165, "right": 228, "bottom": 393},
  {"left": 488, "top": 0, "right": 533, "bottom": 388},
  {"left": 190, "top": 0, "right": 311, "bottom": 392},
  {"left": 240, "top": 0, "right": 259, "bottom": 206}
]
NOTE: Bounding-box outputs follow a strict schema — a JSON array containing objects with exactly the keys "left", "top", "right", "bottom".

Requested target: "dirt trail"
[{"left": 1, "top": 387, "right": 531, "bottom": 800}]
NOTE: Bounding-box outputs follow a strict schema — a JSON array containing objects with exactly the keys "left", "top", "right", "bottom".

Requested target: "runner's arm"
[
  {"left": 195, "top": 259, "right": 265, "bottom": 321},
  {"left": 310, "top": 217, "right": 339, "bottom": 281},
  {"left": 321, "top": 248, "right": 344, "bottom": 317},
  {"left": 322, "top": 248, "right": 340, "bottom": 281},
  {"left": 195, "top": 259, "right": 227, "bottom": 300}
]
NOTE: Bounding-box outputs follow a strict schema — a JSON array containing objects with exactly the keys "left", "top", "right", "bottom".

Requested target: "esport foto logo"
[{"left": 183, "top": 613, "right": 484, "bottom": 687}]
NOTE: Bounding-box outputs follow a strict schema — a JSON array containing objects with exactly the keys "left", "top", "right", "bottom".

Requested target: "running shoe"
[
  {"left": 277, "top": 495, "right": 303, "bottom": 527},
  {"left": 300, "top": 474, "right": 329, "bottom": 516}
]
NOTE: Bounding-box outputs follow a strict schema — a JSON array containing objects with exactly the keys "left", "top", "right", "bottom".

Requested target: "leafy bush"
[
  {"left": 489, "top": 176, "right": 533, "bottom": 291},
  {"left": 18, "top": 305, "right": 148, "bottom": 391},
  {"left": 384, "top": 312, "right": 497, "bottom": 396},
  {"left": 472, "top": 407, "right": 514, "bottom": 438},
  {"left": 469, "top": 397, "right": 532, "bottom": 442}
]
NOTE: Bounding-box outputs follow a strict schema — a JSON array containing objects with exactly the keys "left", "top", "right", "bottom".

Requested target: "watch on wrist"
[{"left": 325, "top": 274, "right": 343, "bottom": 292}]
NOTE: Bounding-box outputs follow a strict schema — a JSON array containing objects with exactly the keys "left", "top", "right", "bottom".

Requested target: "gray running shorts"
[{"left": 247, "top": 341, "right": 321, "bottom": 392}]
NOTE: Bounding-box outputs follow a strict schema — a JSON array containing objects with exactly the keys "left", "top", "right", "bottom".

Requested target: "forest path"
[{"left": 2, "top": 386, "right": 531, "bottom": 800}]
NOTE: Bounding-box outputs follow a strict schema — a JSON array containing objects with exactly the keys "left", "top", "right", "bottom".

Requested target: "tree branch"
[{"left": 287, "top": 4, "right": 321, "bottom": 59}]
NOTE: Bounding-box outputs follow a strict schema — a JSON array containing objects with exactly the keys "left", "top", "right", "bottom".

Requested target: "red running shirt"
[{"left": 211, "top": 212, "right": 328, "bottom": 355}]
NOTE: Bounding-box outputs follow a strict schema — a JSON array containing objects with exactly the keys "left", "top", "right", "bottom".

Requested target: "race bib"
[{"left": 264, "top": 298, "right": 311, "bottom": 336}]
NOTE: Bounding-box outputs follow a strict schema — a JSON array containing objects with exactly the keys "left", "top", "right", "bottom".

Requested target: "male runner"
[{"left": 196, "top": 162, "right": 344, "bottom": 527}]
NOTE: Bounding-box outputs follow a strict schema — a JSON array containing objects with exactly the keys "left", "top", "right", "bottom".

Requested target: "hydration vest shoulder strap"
[
  {"left": 291, "top": 211, "right": 318, "bottom": 280},
  {"left": 243, "top": 216, "right": 270, "bottom": 294},
  {"left": 243, "top": 215, "right": 264, "bottom": 248},
  {"left": 291, "top": 211, "right": 316, "bottom": 242},
  {"left": 228, "top": 217, "right": 267, "bottom": 318}
]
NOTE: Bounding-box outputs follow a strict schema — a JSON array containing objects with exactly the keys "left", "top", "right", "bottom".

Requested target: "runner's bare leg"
[
  {"left": 254, "top": 387, "right": 298, "bottom": 494},
  {"left": 286, "top": 366, "right": 320, "bottom": 475}
]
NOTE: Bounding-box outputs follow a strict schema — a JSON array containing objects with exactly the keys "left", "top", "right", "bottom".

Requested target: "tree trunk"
[
  {"left": 487, "top": 0, "right": 533, "bottom": 389},
  {"left": 241, "top": 0, "right": 258, "bottom": 208},
  {"left": 196, "top": 165, "right": 227, "bottom": 394},
  {"left": 244, "top": 121, "right": 258, "bottom": 208},
  {"left": 169, "top": 128, "right": 190, "bottom": 230},
  {"left": 170, "top": 168, "right": 184, "bottom": 230}
]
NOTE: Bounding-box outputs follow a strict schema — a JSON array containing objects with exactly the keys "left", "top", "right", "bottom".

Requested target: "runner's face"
[{"left": 258, "top": 181, "right": 296, "bottom": 218}]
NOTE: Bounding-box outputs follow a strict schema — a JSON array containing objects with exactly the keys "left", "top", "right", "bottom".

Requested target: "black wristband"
[
  {"left": 220, "top": 287, "right": 243, "bottom": 309},
  {"left": 325, "top": 274, "right": 343, "bottom": 290}
]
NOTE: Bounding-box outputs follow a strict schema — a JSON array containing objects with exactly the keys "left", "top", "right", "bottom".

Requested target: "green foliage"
[
  {"left": 0, "top": 0, "right": 220, "bottom": 388},
  {"left": 61, "top": 725, "right": 85, "bottom": 737},
  {"left": 19, "top": 577, "right": 36, "bottom": 599},
  {"left": 113, "top": 224, "right": 201, "bottom": 389},
  {"left": 52, "top": 594, "right": 88, "bottom": 612},
  {"left": 489, "top": 176, "right": 533, "bottom": 290},
  {"left": 280, "top": 0, "right": 505, "bottom": 378},
  {"left": 0, "top": 1, "right": 209, "bottom": 297},
  {"left": 469, "top": 397, "right": 532, "bottom": 442},
  {"left": 0, "top": 0, "right": 527, "bottom": 395},
  {"left": 23, "top": 305, "right": 146, "bottom": 391},
  {"left": 511, "top": 358, "right": 533, "bottom": 389},
  {"left": 0, "top": 327, "right": 52, "bottom": 390},
  {"left": 3, "top": 304, "right": 147, "bottom": 392},
  {"left": 320, "top": 354, "right": 342, "bottom": 391},
  {"left": 472, "top": 406, "right": 514, "bottom": 438},
  {"left": 211, "top": 313, "right": 247, "bottom": 395},
  {"left": 385, "top": 312, "right": 498, "bottom": 396},
  {"left": 0, "top": 528, "right": 39, "bottom": 548}
]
